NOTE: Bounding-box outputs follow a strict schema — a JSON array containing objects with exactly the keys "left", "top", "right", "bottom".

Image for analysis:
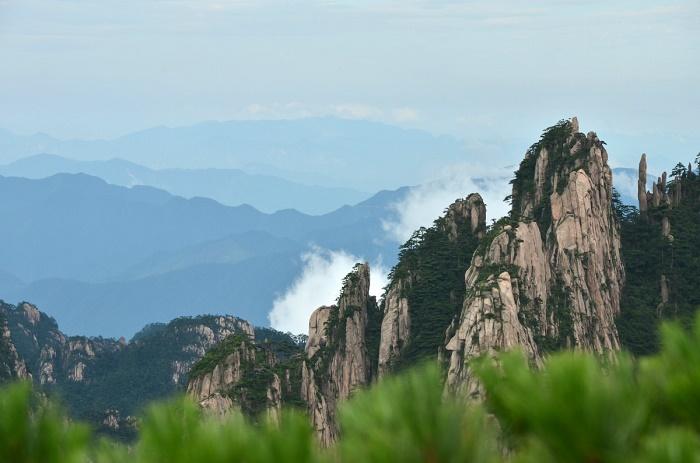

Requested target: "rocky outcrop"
[
  {"left": 186, "top": 336, "right": 259, "bottom": 415},
  {"left": 0, "top": 311, "right": 30, "bottom": 381},
  {"left": 444, "top": 118, "right": 624, "bottom": 396},
  {"left": 164, "top": 316, "right": 254, "bottom": 386},
  {"left": 636, "top": 155, "right": 698, "bottom": 317},
  {"left": 378, "top": 194, "right": 487, "bottom": 377},
  {"left": 1, "top": 302, "right": 123, "bottom": 385},
  {"left": 0, "top": 300, "right": 264, "bottom": 440},
  {"left": 377, "top": 279, "right": 411, "bottom": 377},
  {"left": 638, "top": 154, "right": 648, "bottom": 215},
  {"left": 187, "top": 331, "right": 303, "bottom": 420},
  {"left": 301, "top": 263, "right": 380, "bottom": 445}
]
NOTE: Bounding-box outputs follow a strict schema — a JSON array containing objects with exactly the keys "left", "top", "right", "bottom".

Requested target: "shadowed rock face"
[
  {"left": 0, "top": 301, "right": 260, "bottom": 439},
  {"left": 186, "top": 337, "right": 285, "bottom": 421},
  {"left": 301, "top": 263, "right": 379, "bottom": 446},
  {"left": 378, "top": 194, "right": 486, "bottom": 377},
  {"left": 444, "top": 118, "right": 624, "bottom": 397},
  {"left": 0, "top": 309, "right": 29, "bottom": 381}
]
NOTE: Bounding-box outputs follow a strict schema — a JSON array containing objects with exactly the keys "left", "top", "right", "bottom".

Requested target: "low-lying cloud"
[
  {"left": 268, "top": 246, "right": 388, "bottom": 335},
  {"left": 382, "top": 163, "right": 513, "bottom": 244}
]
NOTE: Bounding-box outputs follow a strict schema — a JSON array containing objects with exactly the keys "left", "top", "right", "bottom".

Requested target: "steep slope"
[
  {"left": 443, "top": 118, "right": 624, "bottom": 396},
  {"left": 378, "top": 194, "right": 486, "bottom": 376},
  {"left": 617, "top": 154, "right": 700, "bottom": 355},
  {"left": 301, "top": 263, "right": 381, "bottom": 445}
]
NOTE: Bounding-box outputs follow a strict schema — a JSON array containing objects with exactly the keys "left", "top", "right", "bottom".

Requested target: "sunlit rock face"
[
  {"left": 301, "top": 263, "right": 380, "bottom": 446},
  {"left": 444, "top": 118, "right": 624, "bottom": 396}
]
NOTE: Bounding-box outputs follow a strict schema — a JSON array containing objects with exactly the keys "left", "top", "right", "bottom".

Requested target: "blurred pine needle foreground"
[{"left": 3, "top": 317, "right": 700, "bottom": 462}]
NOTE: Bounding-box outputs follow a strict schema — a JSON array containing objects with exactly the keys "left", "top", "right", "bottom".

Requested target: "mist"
[
  {"left": 268, "top": 247, "right": 388, "bottom": 335},
  {"left": 382, "top": 164, "right": 513, "bottom": 244}
]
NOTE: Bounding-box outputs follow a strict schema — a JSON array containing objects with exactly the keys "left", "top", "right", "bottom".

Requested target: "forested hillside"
[{"left": 617, "top": 155, "right": 700, "bottom": 355}]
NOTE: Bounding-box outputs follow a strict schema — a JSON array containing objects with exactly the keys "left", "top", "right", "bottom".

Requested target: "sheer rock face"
[
  {"left": 301, "top": 263, "right": 379, "bottom": 446},
  {"left": 0, "top": 312, "right": 30, "bottom": 381},
  {"left": 638, "top": 154, "right": 648, "bottom": 214},
  {"left": 187, "top": 340, "right": 258, "bottom": 410},
  {"left": 445, "top": 118, "right": 624, "bottom": 395},
  {"left": 186, "top": 336, "right": 290, "bottom": 419},
  {"left": 377, "top": 279, "right": 411, "bottom": 377},
  {"left": 3, "top": 301, "right": 255, "bottom": 388},
  {"left": 168, "top": 316, "right": 254, "bottom": 386},
  {"left": 2, "top": 302, "right": 123, "bottom": 385},
  {"left": 378, "top": 194, "right": 486, "bottom": 377}
]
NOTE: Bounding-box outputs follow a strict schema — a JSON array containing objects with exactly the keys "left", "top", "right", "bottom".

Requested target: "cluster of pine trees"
[
  {"left": 617, "top": 155, "right": 700, "bottom": 355},
  {"left": 4, "top": 315, "right": 700, "bottom": 462}
]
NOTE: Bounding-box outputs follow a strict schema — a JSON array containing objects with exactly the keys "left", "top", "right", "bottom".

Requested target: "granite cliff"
[
  {"left": 444, "top": 118, "right": 624, "bottom": 395},
  {"left": 186, "top": 330, "right": 304, "bottom": 421}
]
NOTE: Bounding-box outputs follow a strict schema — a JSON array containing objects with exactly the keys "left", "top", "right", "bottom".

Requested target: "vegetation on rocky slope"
[
  {"left": 617, "top": 155, "right": 700, "bottom": 355},
  {"left": 4, "top": 315, "right": 700, "bottom": 462},
  {"left": 382, "top": 200, "right": 483, "bottom": 371}
]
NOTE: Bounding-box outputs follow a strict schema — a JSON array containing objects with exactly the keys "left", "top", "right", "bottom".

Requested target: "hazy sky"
[{"left": 1, "top": 0, "right": 698, "bottom": 148}]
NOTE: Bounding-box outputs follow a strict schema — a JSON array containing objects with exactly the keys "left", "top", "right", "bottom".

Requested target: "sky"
[{"left": 0, "top": 0, "right": 698, "bottom": 146}]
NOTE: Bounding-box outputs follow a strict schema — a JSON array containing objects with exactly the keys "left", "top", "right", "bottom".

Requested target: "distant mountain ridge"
[
  {"left": 0, "top": 154, "right": 369, "bottom": 214},
  {"left": 0, "top": 172, "right": 406, "bottom": 337},
  {"left": 0, "top": 118, "right": 469, "bottom": 191}
]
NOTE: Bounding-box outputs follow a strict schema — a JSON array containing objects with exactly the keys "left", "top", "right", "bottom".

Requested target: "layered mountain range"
[
  {"left": 0, "top": 173, "right": 406, "bottom": 336},
  {"left": 1, "top": 117, "right": 698, "bottom": 445}
]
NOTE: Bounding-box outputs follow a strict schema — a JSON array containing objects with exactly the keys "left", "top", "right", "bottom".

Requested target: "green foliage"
[
  {"left": 5, "top": 316, "right": 700, "bottom": 461},
  {"left": 0, "top": 382, "right": 89, "bottom": 463},
  {"left": 383, "top": 209, "right": 481, "bottom": 370},
  {"left": 476, "top": 352, "right": 647, "bottom": 462},
  {"left": 339, "top": 363, "right": 499, "bottom": 463},
  {"left": 617, "top": 156, "right": 700, "bottom": 355},
  {"left": 136, "top": 397, "right": 318, "bottom": 463},
  {"left": 188, "top": 332, "right": 305, "bottom": 418},
  {"left": 188, "top": 334, "right": 251, "bottom": 379}
]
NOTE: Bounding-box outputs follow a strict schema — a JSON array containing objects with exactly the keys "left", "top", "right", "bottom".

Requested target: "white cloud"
[
  {"left": 382, "top": 163, "right": 512, "bottom": 243},
  {"left": 391, "top": 107, "right": 420, "bottom": 122},
  {"left": 268, "top": 246, "right": 388, "bottom": 335},
  {"left": 333, "top": 104, "right": 384, "bottom": 120}
]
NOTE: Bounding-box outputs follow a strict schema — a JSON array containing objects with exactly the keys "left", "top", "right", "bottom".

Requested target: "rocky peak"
[
  {"left": 444, "top": 193, "right": 487, "bottom": 240},
  {"left": 0, "top": 309, "right": 30, "bottom": 382},
  {"left": 635, "top": 154, "right": 699, "bottom": 316},
  {"left": 638, "top": 154, "right": 648, "bottom": 215},
  {"left": 301, "top": 263, "right": 380, "bottom": 445},
  {"left": 187, "top": 330, "right": 304, "bottom": 421},
  {"left": 378, "top": 194, "right": 486, "bottom": 377},
  {"left": 445, "top": 118, "right": 624, "bottom": 396}
]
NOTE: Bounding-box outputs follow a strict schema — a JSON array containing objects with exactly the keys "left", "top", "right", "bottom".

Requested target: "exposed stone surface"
[
  {"left": 0, "top": 310, "right": 30, "bottom": 381},
  {"left": 638, "top": 154, "right": 648, "bottom": 214},
  {"left": 187, "top": 339, "right": 258, "bottom": 415},
  {"left": 636, "top": 153, "right": 688, "bottom": 315},
  {"left": 378, "top": 194, "right": 486, "bottom": 377},
  {"left": 377, "top": 279, "right": 411, "bottom": 377},
  {"left": 186, "top": 329, "right": 303, "bottom": 421},
  {"left": 445, "top": 118, "right": 624, "bottom": 395},
  {"left": 301, "top": 263, "right": 379, "bottom": 446},
  {"left": 0, "top": 300, "right": 259, "bottom": 440},
  {"left": 306, "top": 307, "right": 332, "bottom": 358}
]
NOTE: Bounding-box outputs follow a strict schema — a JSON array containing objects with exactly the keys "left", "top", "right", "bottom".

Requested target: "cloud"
[
  {"left": 391, "top": 107, "right": 420, "bottom": 122},
  {"left": 333, "top": 104, "right": 385, "bottom": 120},
  {"left": 268, "top": 246, "right": 388, "bottom": 335},
  {"left": 382, "top": 163, "right": 513, "bottom": 243}
]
